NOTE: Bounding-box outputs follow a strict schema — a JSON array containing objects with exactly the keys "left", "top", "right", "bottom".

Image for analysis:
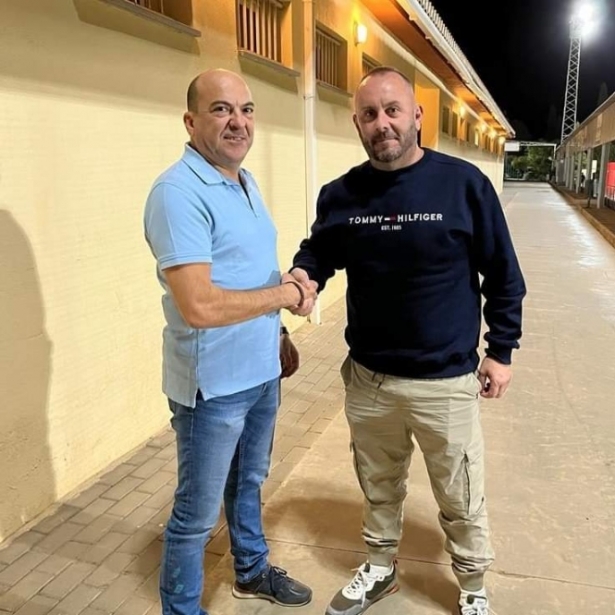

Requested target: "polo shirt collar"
[{"left": 181, "top": 143, "right": 245, "bottom": 186}]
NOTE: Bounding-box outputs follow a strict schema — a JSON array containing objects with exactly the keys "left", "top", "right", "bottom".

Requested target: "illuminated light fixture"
[
  {"left": 498, "top": 136, "right": 506, "bottom": 144},
  {"left": 481, "top": 124, "right": 487, "bottom": 133},
  {"left": 459, "top": 105, "right": 466, "bottom": 117},
  {"left": 354, "top": 22, "right": 368, "bottom": 45},
  {"left": 490, "top": 129, "right": 497, "bottom": 139}
]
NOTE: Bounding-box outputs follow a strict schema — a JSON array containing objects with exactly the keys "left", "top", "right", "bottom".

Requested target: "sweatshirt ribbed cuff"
[{"left": 485, "top": 345, "right": 512, "bottom": 365}]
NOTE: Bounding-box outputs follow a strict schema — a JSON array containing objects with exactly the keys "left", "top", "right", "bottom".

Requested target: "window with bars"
[
  {"left": 127, "top": 0, "right": 163, "bottom": 11},
  {"left": 237, "top": 0, "right": 285, "bottom": 64},
  {"left": 121, "top": 0, "right": 194, "bottom": 28},
  {"left": 362, "top": 54, "right": 380, "bottom": 77},
  {"left": 315, "top": 26, "right": 345, "bottom": 89},
  {"left": 441, "top": 106, "right": 450, "bottom": 135}
]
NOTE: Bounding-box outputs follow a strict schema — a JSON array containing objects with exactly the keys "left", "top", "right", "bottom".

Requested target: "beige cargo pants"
[{"left": 341, "top": 356, "right": 494, "bottom": 592}]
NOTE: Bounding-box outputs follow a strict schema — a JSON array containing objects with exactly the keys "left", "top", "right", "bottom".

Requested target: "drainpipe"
[{"left": 303, "top": 0, "right": 321, "bottom": 324}]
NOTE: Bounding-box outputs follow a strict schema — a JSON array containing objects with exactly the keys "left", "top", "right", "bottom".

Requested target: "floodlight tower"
[{"left": 561, "top": 3, "right": 597, "bottom": 142}]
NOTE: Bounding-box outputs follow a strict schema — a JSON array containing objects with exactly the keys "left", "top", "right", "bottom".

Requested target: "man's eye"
[
  {"left": 243, "top": 107, "right": 254, "bottom": 115},
  {"left": 213, "top": 106, "right": 230, "bottom": 114},
  {"left": 387, "top": 107, "right": 400, "bottom": 116}
]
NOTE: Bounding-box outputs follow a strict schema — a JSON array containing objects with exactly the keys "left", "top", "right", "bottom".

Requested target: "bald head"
[
  {"left": 352, "top": 66, "right": 423, "bottom": 171},
  {"left": 187, "top": 69, "right": 252, "bottom": 113},
  {"left": 354, "top": 67, "right": 415, "bottom": 111},
  {"left": 183, "top": 69, "right": 255, "bottom": 180}
]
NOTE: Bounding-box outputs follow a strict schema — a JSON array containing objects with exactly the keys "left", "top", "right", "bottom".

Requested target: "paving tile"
[
  {"left": 134, "top": 471, "right": 174, "bottom": 496},
  {"left": 13, "top": 594, "right": 58, "bottom": 615},
  {"left": 142, "top": 485, "right": 175, "bottom": 511},
  {"left": 67, "top": 485, "right": 109, "bottom": 511},
  {"left": 35, "top": 554, "right": 73, "bottom": 577},
  {"left": 33, "top": 507, "right": 81, "bottom": 535},
  {"left": 0, "top": 533, "right": 45, "bottom": 566},
  {"left": 88, "top": 574, "right": 143, "bottom": 612},
  {"left": 47, "top": 584, "right": 101, "bottom": 615},
  {"left": 39, "top": 562, "right": 96, "bottom": 601},
  {"left": 0, "top": 571, "right": 55, "bottom": 612},
  {"left": 72, "top": 515, "right": 119, "bottom": 546},
  {"left": 0, "top": 551, "right": 49, "bottom": 585},
  {"left": 69, "top": 499, "right": 116, "bottom": 526},
  {"left": 98, "top": 464, "right": 137, "bottom": 487},
  {"left": 105, "top": 492, "right": 151, "bottom": 519},
  {"left": 114, "top": 595, "right": 154, "bottom": 615},
  {"left": 130, "top": 459, "right": 167, "bottom": 481},
  {"left": 101, "top": 477, "right": 144, "bottom": 502},
  {"left": 53, "top": 543, "right": 89, "bottom": 562},
  {"left": 124, "top": 541, "right": 162, "bottom": 579},
  {"left": 34, "top": 524, "right": 84, "bottom": 555},
  {"left": 84, "top": 553, "right": 136, "bottom": 588},
  {"left": 116, "top": 527, "right": 161, "bottom": 556}
]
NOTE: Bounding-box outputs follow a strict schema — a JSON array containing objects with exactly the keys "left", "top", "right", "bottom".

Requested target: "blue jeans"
[{"left": 160, "top": 379, "right": 279, "bottom": 615}]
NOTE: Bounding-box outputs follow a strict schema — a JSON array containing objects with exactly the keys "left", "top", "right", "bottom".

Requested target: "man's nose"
[
  {"left": 373, "top": 110, "right": 390, "bottom": 132},
  {"left": 228, "top": 108, "right": 247, "bottom": 129}
]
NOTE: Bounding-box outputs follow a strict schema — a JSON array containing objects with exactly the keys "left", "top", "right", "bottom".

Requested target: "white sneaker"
[
  {"left": 459, "top": 589, "right": 489, "bottom": 615},
  {"left": 326, "top": 562, "right": 398, "bottom": 615}
]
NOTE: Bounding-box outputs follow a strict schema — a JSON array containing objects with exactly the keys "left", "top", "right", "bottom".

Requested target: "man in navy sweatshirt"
[{"left": 289, "top": 67, "right": 526, "bottom": 615}]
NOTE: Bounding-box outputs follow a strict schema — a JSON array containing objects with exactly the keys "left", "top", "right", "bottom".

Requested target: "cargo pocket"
[
  {"left": 350, "top": 440, "right": 370, "bottom": 498},
  {"left": 463, "top": 450, "right": 483, "bottom": 518},
  {"left": 340, "top": 354, "right": 352, "bottom": 388}
]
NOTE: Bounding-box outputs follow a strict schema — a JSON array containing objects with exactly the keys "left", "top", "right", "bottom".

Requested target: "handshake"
[{"left": 281, "top": 267, "right": 319, "bottom": 317}]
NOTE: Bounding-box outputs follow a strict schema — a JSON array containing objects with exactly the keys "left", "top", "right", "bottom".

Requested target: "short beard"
[{"left": 362, "top": 126, "right": 417, "bottom": 164}]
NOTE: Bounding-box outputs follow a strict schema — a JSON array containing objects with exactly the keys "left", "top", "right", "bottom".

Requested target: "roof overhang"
[{"left": 361, "top": 0, "right": 515, "bottom": 138}]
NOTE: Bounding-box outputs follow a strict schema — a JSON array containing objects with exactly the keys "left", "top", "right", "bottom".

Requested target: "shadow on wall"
[{"left": 0, "top": 210, "right": 54, "bottom": 543}]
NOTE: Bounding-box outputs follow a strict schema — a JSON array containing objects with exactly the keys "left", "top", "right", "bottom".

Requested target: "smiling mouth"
[{"left": 224, "top": 135, "right": 246, "bottom": 142}]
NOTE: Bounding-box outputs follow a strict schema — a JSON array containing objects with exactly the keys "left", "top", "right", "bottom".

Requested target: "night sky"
[{"left": 428, "top": 0, "right": 615, "bottom": 141}]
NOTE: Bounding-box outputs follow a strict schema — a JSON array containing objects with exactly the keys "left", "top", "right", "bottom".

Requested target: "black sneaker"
[
  {"left": 232, "top": 565, "right": 312, "bottom": 607},
  {"left": 326, "top": 562, "right": 398, "bottom": 615}
]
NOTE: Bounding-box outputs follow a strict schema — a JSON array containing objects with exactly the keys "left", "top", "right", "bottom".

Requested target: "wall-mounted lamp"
[
  {"left": 490, "top": 129, "right": 497, "bottom": 139},
  {"left": 354, "top": 22, "right": 368, "bottom": 45},
  {"left": 498, "top": 136, "right": 506, "bottom": 144},
  {"left": 459, "top": 106, "right": 466, "bottom": 118},
  {"left": 481, "top": 124, "right": 487, "bottom": 133}
]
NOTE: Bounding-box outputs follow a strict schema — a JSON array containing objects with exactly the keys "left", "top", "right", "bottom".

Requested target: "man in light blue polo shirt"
[{"left": 144, "top": 69, "right": 316, "bottom": 615}]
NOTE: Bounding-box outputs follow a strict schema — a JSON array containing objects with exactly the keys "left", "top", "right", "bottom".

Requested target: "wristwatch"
[{"left": 280, "top": 325, "right": 289, "bottom": 336}]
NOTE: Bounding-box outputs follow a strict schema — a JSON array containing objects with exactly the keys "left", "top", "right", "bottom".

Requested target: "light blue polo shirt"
[{"left": 144, "top": 144, "right": 281, "bottom": 407}]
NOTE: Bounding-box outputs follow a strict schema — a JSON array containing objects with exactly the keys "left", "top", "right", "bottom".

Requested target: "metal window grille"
[
  {"left": 362, "top": 54, "right": 379, "bottom": 77},
  {"left": 237, "top": 0, "right": 283, "bottom": 64},
  {"left": 451, "top": 112, "right": 458, "bottom": 139},
  {"left": 316, "top": 27, "right": 342, "bottom": 88},
  {"left": 127, "top": 0, "right": 164, "bottom": 14},
  {"left": 442, "top": 107, "right": 450, "bottom": 134}
]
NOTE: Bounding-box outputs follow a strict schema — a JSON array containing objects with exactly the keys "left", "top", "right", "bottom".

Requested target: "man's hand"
[
  {"left": 280, "top": 333, "right": 300, "bottom": 378},
  {"left": 285, "top": 268, "right": 318, "bottom": 316},
  {"left": 477, "top": 357, "right": 512, "bottom": 399}
]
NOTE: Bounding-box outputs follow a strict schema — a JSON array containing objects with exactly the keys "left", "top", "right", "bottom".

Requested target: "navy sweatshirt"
[{"left": 292, "top": 148, "right": 526, "bottom": 379}]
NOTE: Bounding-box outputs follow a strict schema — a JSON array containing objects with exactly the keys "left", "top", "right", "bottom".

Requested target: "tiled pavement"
[{"left": 0, "top": 301, "right": 349, "bottom": 615}]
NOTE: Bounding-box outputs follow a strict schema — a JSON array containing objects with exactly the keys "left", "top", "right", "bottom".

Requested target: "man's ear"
[
  {"left": 183, "top": 111, "right": 194, "bottom": 136},
  {"left": 415, "top": 104, "right": 423, "bottom": 128}
]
